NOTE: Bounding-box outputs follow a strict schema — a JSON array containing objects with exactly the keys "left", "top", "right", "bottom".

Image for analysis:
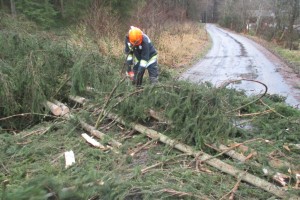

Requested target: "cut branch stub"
[
  {"left": 45, "top": 101, "right": 62, "bottom": 116},
  {"left": 53, "top": 100, "right": 70, "bottom": 116}
]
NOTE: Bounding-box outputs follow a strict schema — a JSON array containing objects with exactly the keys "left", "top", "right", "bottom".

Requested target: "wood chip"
[
  {"left": 81, "top": 133, "right": 105, "bottom": 149},
  {"left": 64, "top": 150, "right": 75, "bottom": 169}
]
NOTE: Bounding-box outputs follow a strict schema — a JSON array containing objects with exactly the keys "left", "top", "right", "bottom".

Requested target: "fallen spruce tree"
[
  {"left": 42, "top": 95, "right": 299, "bottom": 199},
  {"left": 1, "top": 25, "right": 300, "bottom": 199}
]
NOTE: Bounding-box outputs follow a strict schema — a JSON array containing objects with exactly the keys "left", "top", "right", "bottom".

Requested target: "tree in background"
[
  {"left": 283, "top": 0, "right": 300, "bottom": 49},
  {"left": 15, "top": 0, "right": 57, "bottom": 28},
  {"left": 52, "top": 0, "right": 94, "bottom": 24},
  {"left": 217, "top": 0, "right": 299, "bottom": 49},
  {"left": 0, "top": 0, "right": 94, "bottom": 27},
  {"left": 0, "top": 0, "right": 211, "bottom": 29},
  {"left": 10, "top": 0, "right": 15, "bottom": 16},
  {"left": 218, "top": 0, "right": 239, "bottom": 30},
  {"left": 2, "top": 0, "right": 297, "bottom": 50}
]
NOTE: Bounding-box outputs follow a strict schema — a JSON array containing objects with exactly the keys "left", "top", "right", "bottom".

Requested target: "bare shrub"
[
  {"left": 84, "top": 1, "right": 123, "bottom": 56},
  {"left": 131, "top": 0, "right": 187, "bottom": 44},
  {"left": 157, "top": 22, "right": 208, "bottom": 69},
  {"left": 82, "top": 0, "right": 208, "bottom": 69}
]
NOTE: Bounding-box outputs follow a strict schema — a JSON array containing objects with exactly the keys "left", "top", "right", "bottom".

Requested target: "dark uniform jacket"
[{"left": 124, "top": 34, "right": 157, "bottom": 69}]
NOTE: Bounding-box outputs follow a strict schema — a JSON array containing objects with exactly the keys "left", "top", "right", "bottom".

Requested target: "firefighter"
[{"left": 125, "top": 26, "right": 158, "bottom": 86}]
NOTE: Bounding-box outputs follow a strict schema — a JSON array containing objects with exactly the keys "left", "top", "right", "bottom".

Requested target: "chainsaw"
[{"left": 126, "top": 70, "right": 134, "bottom": 80}]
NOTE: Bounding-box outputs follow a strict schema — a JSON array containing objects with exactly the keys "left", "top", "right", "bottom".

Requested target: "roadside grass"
[
  {"left": 273, "top": 46, "right": 300, "bottom": 74},
  {"left": 246, "top": 33, "right": 300, "bottom": 76},
  {"left": 157, "top": 22, "right": 211, "bottom": 77}
]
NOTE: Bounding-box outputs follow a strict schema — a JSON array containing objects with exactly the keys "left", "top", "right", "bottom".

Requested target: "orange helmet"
[{"left": 128, "top": 26, "right": 143, "bottom": 46}]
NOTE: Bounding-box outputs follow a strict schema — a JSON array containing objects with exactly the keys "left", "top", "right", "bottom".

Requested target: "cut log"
[
  {"left": 45, "top": 101, "right": 62, "bottom": 116},
  {"left": 228, "top": 142, "right": 258, "bottom": 157},
  {"left": 45, "top": 101, "right": 122, "bottom": 149},
  {"left": 210, "top": 143, "right": 248, "bottom": 163},
  {"left": 104, "top": 111, "right": 296, "bottom": 199},
  {"left": 53, "top": 100, "right": 70, "bottom": 116}
]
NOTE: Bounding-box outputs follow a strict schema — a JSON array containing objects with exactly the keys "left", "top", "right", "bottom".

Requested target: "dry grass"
[
  {"left": 89, "top": 21, "right": 211, "bottom": 73},
  {"left": 157, "top": 22, "right": 210, "bottom": 69},
  {"left": 93, "top": 21, "right": 211, "bottom": 66},
  {"left": 66, "top": 24, "right": 124, "bottom": 57},
  {"left": 96, "top": 36, "right": 124, "bottom": 57}
]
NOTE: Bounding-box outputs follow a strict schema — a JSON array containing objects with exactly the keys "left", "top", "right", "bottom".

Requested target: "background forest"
[{"left": 1, "top": 0, "right": 299, "bottom": 47}]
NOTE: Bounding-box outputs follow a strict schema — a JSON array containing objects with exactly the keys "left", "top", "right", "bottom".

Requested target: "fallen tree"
[
  {"left": 45, "top": 100, "right": 122, "bottom": 149},
  {"left": 103, "top": 110, "right": 296, "bottom": 199},
  {"left": 63, "top": 93, "right": 298, "bottom": 198},
  {"left": 148, "top": 108, "right": 299, "bottom": 188}
]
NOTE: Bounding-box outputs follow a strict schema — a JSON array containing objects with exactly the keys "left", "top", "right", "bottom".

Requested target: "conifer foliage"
[
  {"left": 0, "top": 32, "right": 70, "bottom": 127},
  {"left": 107, "top": 82, "right": 237, "bottom": 148},
  {"left": 0, "top": 30, "right": 116, "bottom": 130}
]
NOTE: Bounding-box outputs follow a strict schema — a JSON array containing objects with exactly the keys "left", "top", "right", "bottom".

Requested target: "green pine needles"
[
  {"left": 112, "top": 82, "right": 237, "bottom": 148},
  {"left": 0, "top": 31, "right": 115, "bottom": 129}
]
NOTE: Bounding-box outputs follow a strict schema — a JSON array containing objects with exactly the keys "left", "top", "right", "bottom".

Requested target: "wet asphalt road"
[{"left": 181, "top": 24, "right": 300, "bottom": 108}]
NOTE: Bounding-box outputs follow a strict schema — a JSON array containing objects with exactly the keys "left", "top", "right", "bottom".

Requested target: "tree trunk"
[
  {"left": 287, "top": 0, "right": 300, "bottom": 50},
  {"left": 60, "top": 0, "right": 65, "bottom": 18},
  {"left": 255, "top": 3, "right": 263, "bottom": 35},
  {"left": 242, "top": 0, "right": 246, "bottom": 33},
  {"left": 104, "top": 111, "right": 295, "bottom": 199},
  {"left": 68, "top": 95, "right": 88, "bottom": 105},
  {"left": 10, "top": 0, "right": 16, "bottom": 17},
  {"left": 45, "top": 100, "right": 122, "bottom": 149},
  {"left": 0, "top": 0, "right": 4, "bottom": 9}
]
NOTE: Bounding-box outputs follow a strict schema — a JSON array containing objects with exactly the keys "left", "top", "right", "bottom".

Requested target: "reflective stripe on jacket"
[{"left": 125, "top": 34, "right": 157, "bottom": 68}]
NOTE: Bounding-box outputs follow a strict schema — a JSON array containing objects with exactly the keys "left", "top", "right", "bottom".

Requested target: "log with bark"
[
  {"left": 51, "top": 98, "right": 296, "bottom": 198},
  {"left": 104, "top": 111, "right": 297, "bottom": 199},
  {"left": 149, "top": 109, "right": 296, "bottom": 187}
]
